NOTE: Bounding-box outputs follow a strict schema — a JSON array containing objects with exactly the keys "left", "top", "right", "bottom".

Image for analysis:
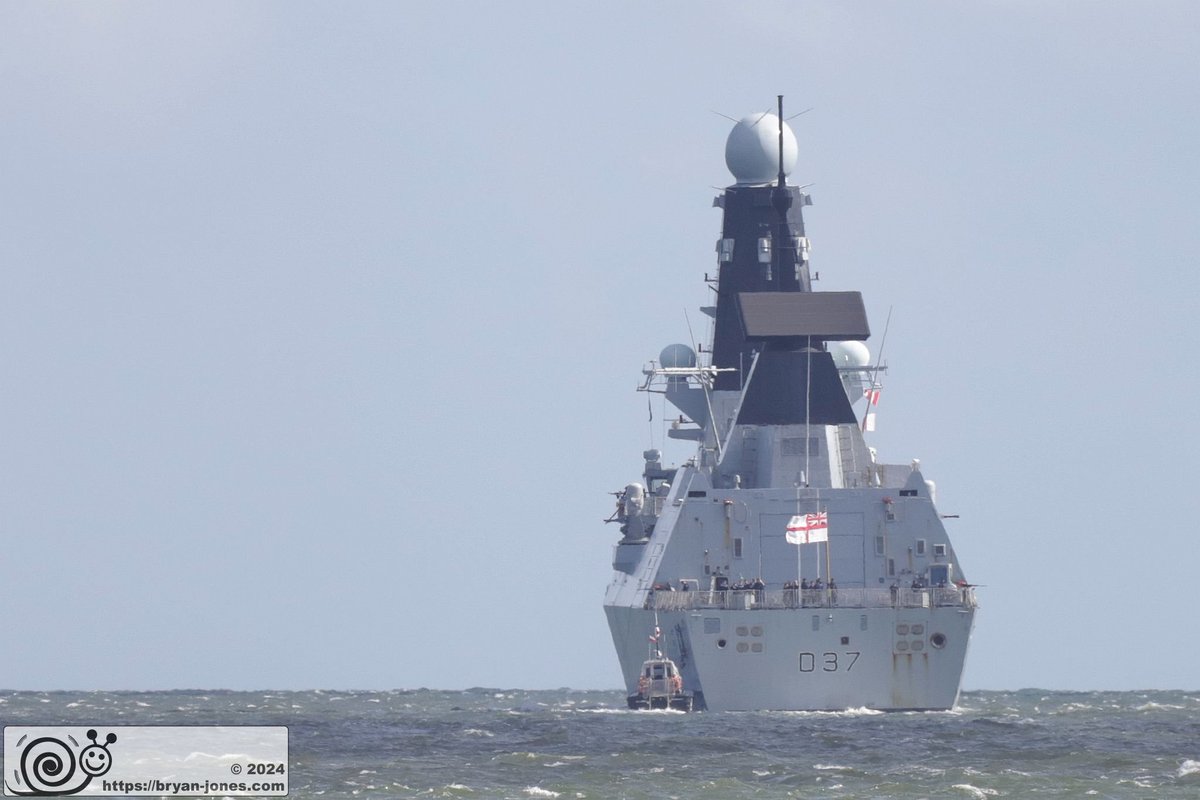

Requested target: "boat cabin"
[{"left": 628, "top": 656, "right": 693, "bottom": 711}]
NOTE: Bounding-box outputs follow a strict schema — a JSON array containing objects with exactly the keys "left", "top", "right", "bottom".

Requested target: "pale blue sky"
[{"left": 3, "top": 1, "right": 1198, "bottom": 691}]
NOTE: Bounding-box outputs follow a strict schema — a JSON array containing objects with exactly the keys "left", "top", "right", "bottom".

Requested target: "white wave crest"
[
  {"left": 779, "top": 706, "right": 884, "bottom": 718},
  {"left": 523, "top": 788, "right": 560, "bottom": 798},
  {"left": 1058, "top": 702, "right": 1095, "bottom": 713},
  {"left": 952, "top": 784, "right": 999, "bottom": 798},
  {"left": 1136, "top": 702, "right": 1184, "bottom": 711},
  {"left": 1179, "top": 759, "right": 1200, "bottom": 778},
  {"left": 545, "top": 755, "right": 587, "bottom": 765}
]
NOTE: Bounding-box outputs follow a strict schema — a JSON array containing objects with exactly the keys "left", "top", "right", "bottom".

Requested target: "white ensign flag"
[{"left": 786, "top": 512, "right": 829, "bottom": 545}]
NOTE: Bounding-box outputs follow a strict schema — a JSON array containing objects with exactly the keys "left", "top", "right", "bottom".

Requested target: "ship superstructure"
[{"left": 603, "top": 100, "right": 977, "bottom": 711}]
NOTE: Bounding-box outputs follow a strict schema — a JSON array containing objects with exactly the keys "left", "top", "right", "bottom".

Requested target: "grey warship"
[{"left": 604, "top": 99, "right": 977, "bottom": 712}]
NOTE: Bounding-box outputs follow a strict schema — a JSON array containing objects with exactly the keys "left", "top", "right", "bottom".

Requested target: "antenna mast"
[
  {"left": 769, "top": 95, "right": 807, "bottom": 292},
  {"left": 777, "top": 94, "right": 786, "bottom": 187}
]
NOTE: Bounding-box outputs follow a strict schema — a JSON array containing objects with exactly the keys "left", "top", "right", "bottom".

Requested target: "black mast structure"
[{"left": 707, "top": 96, "right": 869, "bottom": 427}]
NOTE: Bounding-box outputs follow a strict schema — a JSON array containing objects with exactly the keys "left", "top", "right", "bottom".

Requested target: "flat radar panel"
[{"left": 736, "top": 291, "right": 870, "bottom": 341}]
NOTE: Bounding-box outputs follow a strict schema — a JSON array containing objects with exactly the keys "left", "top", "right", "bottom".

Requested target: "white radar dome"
[
  {"left": 826, "top": 340, "right": 870, "bottom": 369},
  {"left": 725, "top": 113, "right": 798, "bottom": 185},
  {"left": 659, "top": 343, "right": 697, "bottom": 369}
]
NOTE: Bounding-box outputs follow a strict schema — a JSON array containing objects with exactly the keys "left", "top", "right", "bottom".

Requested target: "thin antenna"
[
  {"left": 748, "top": 107, "right": 774, "bottom": 129},
  {"left": 684, "top": 307, "right": 699, "bottom": 351},
  {"left": 718, "top": 348, "right": 762, "bottom": 462},
  {"left": 710, "top": 110, "right": 739, "bottom": 123},
  {"left": 685, "top": 308, "right": 723, "bottom": 462},
  {"left": 776, "top": 95, "right": 786, "bottom": 187},
  {"left": 786, "top": 107, "right": 814, "bottom": 121},
  {"left": 804, "top": 334, "right": 812, "bottom": 486},
  {"left": 863, "top": 306, "right": 893, "bottom": 431},
  {"left": 770, "top": 95, "right": 794, "bottom": 290}
]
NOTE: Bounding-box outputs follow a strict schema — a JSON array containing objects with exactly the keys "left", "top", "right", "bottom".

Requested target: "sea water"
[{"left": 2, "top": 689, "right": 1198, "bottom": 798}]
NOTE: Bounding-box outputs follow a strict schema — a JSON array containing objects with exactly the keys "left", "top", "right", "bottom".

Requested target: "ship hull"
[{"left": 606, "top": 603, "right": 973, "bottom": 712}]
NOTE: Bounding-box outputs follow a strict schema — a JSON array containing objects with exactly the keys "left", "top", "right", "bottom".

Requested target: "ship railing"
[{"left": 649, "top": 586, "right": 977, "bottom": 612}]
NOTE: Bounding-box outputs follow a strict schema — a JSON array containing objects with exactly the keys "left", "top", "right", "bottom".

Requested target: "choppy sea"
[{"left": 2, "top": 689, "right": 1198, "bottom": 799}]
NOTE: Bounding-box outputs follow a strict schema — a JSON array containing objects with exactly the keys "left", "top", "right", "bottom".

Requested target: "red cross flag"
[
  {"left": 861, "top": 387, "right": 880, "bottom": 432},
  {"left": 786, "top": 512, "right": 829, "bottom": 545}
]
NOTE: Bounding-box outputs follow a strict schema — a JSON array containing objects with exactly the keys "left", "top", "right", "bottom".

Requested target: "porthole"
[
  {"left": 736, "top": 642, "right": 749, "bottom": 653},
  {"left": 911, "top": 640, "right": 924, "bottom": 651},
  {"left": 896, "top": 641, "right": 909, "bottom": 652},
  {"left": 736, "top": 626, "right": 748, "bottom": 636},
  {"left": 751, "top": 643, "right": 763, "bottom": 653},
  {"left": 717, "top": 639, "right": 727, "bottom": 649},
  {"left": 896, "top": 624, "right": 909, "bottom": 635},
  {"left": 911, "top": 624, "right": 925, "bottom": 635},
  {"left": 751, "top": 626, "right": 763, "bottom": 637},
  {"left": 930, "top": 632, "right": 947, "bottom": 649}
]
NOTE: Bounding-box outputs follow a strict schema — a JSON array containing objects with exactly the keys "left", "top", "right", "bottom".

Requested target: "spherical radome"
[
  {"left": 725, "top": 113, "right": 798, "bottom": 185},
  {"left": 659, "top": 343, "right": 697, "bottom": 369},
  {"left": 827, "top": 340, "right": 870, "bottom": 368}
]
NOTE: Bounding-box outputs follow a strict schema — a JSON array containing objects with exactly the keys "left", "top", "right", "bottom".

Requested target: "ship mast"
[{"left": 770, "top": 95, "right": 809, "bottom": 293}]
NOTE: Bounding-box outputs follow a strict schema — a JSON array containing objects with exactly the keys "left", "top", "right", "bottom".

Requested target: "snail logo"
[{"left": 5, "top": 729, "right": 117, "bottom": 796}]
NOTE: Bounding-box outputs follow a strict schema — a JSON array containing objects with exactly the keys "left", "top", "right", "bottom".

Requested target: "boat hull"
[{"left": 626, "top": 693, "right": 694, "bottom": 712}]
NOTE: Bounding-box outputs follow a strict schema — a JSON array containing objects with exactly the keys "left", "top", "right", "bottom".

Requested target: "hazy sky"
[{"left": 3, "top": 2, "right": 1198, "bottom": 692}]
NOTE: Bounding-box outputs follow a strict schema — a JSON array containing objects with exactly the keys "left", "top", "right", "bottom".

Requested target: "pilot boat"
[{"left": 627, "top": 652, "right": 694, "bottom": 712}]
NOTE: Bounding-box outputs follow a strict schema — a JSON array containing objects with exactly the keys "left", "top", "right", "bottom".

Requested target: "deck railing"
[{"left": 649, "top": 586, "right": 977, "bottom": 612}]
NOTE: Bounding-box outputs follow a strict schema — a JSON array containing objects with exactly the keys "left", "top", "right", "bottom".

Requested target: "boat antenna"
[{"left": 649, "top": 608, "right": 664, "bottom": 660}]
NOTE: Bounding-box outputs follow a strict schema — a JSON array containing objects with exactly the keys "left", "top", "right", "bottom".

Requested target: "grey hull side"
[{"left": 605, "top": 603, "right": 974, "bottom": 712}]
